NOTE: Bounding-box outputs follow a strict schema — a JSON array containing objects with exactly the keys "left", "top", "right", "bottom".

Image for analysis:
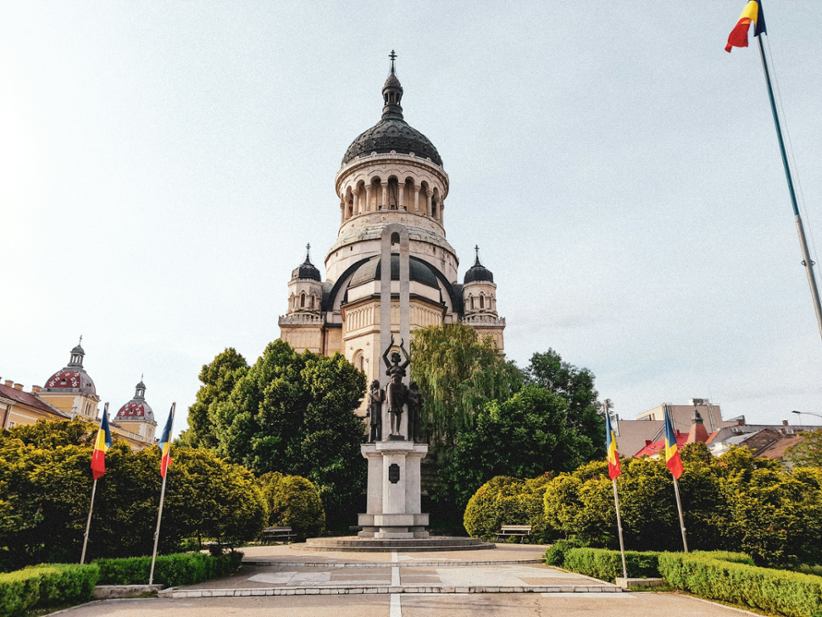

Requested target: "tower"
[
  {"left": 40, "top": 338, "right": 100, "bottom": 419},
  {"left": 278, "top": 53, "right": 506, "bottom": 392}
]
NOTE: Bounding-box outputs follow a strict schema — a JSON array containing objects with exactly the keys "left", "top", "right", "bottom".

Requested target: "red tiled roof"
[
  {"left": 634, "top": 430, "right": 688, "bottom": 458},
  {"left": 0, "top": 383, "right": 69, "bottom": 418}
]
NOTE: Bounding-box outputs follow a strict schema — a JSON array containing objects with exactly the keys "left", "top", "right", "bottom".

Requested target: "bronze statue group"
[{"left": 366, "top": 337, "right": 422, "bottom": 443}]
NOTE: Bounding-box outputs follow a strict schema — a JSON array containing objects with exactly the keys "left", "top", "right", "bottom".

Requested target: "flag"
[
  {"left": 90, "top": 404, "right": 112, "bottom": 480},
  {"left": 663, "top": 406, "right": 684, "bottom": 479},
  {"left": 725, "top": 0, "right": 767, "bottom": 53},
  {"left": 605, "top": 411, "right": 621, "bottom": 480},
  {"left": 159, "top": 403, "right": 175, "bottom": 478}
]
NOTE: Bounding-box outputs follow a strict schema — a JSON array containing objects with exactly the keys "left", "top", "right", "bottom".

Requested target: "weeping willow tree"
[{"left": 410, "top": 324, "right": 523, "bottom": 447}]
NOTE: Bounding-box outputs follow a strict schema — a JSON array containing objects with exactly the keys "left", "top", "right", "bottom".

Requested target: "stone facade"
[{"left": 279, "top": 60, "right": 506, "bottom": 390}]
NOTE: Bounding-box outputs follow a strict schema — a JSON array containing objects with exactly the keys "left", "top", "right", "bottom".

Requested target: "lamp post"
[{"left": 791, "top": 410, "right": 822, "bottom": 428}]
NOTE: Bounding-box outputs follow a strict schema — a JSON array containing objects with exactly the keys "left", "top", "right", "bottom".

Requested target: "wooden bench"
[
  {"left": 260, "top": 526, "right": 297, "bottom": 544},
  {"left": 497, "top": 524, "right": 532, "bottom": 541}
]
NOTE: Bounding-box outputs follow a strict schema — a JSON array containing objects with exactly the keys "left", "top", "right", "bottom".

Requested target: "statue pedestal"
[{"left": 358, "top": 440, "right": 429, "bottom": 539}]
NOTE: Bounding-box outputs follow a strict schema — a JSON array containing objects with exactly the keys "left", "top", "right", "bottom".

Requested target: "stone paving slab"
[{"left": 53, "top": 592, "right": 760, "bottom": 617}]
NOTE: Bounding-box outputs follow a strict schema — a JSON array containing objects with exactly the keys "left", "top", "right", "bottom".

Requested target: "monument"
[{"left": 357, "top": 225, "right": 430, "bottom": 539}]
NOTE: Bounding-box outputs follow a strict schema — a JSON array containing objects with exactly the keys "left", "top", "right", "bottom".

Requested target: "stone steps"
[
  {"left": 161, "top": 584, "right": 622, "bottom": 598},
  {"left": 304, "top": 536, "right": 494, "bottom": 552}
]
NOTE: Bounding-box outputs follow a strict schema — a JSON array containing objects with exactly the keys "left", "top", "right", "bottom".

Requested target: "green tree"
[
  {"left": 259, "top": 472, "right": 325, "bottom": 539},
  {"left": 184, "top": 348, "right": 249, "bottom": 448},
  {"left": 448, "top": 385, "right": 595, "bottom": 508},
  {"left": 214, "top": 340, "right": 367, "bottom": 529},
  {"left": 526, "top": 350, "right": 604, "bottom": 457},
  {"left": 410, "top": 324, "right": 522, "bottom": 446},
  {"left": 784, "top": 430, "right": 822, "bottom": 468}
]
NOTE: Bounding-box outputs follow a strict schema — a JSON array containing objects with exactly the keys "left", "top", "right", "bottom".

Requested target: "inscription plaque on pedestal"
[{"left": 388, "top": 463, "right": 400, "bottom": 484}]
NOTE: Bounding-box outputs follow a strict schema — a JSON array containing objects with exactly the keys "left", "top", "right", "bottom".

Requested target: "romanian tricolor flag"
[
  {"left": 90, "top": 403, "right": 113, "bottom": 480},
  {"left": 663, "top": 406, "right": 684, "bottom": 480},
  {"left": 159, "top": 403, "right": 175, "bottom": 478},
  {"left": 605, "top": 410, "right": 621, "bottom": 480},
  {"left": 725, "top": 0, "right": 767, "bottom": 53}
]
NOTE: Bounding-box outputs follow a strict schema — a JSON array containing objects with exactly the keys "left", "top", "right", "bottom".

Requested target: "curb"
[
  {"left": 241, "top": 559, "right": 544, "bottom": 568},
  {"left": 160, "top": 584, "right": 622, "bottom": 598}
]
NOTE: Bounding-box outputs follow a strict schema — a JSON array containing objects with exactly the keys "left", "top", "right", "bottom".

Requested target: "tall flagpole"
[
  {"left": 148, "top": 462, "right": 168, "bottom": 585},
  {"left": 80, "top": 479, "right": 97, "bottom": 564},
  {"left": 672, "top": 476, "right": 688, "bottom": 552},
  {"left": 611, "top": 478, "right": 628, "bottom": 579},
  {"left": 756, "top": 35, "right": 822, "bottom": 341},
  {"left": 149, "top": 402, "right": 175, "bottom": 586}
]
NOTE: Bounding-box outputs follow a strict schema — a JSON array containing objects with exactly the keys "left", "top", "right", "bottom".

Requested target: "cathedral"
[{"left": 279, "top": 55, "right": 505, "bottom": 388}]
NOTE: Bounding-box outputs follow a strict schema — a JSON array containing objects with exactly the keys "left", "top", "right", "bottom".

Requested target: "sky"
[{"left": 1, "top": 1, "right": 820, "bottom": 435}]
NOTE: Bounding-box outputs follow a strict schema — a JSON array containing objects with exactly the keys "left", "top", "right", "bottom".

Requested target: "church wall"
[
  {"left": 38, "top": 392, "right": 98, "bottom": 419},
  {"left": 279, "top": 325, "right": 323, "bottom": 354}
]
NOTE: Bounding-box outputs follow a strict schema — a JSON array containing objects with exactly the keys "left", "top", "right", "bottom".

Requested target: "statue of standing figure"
[
  {"left": 383, "top": 336, "right": 410, "bottom": 438},
  {"left": 407, "top": 381, "right": 422, "bottom": 443},
  {"left": 366, "top": 380, "right": 384, "bottom": 442}
]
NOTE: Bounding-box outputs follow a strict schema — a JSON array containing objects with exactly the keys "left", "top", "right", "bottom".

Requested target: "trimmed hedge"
[
  {"left": 96, "top": 551, "right": 243, "bottom": 588},
  {"left": 0, "top": 563, "right": 99, "bottom": 617},
  {"left": 658, "top": 552, "right": 822, "bottom": 617},
  {"left": 562, "top": 547, "right": 661, "bottom": 581},
  {"left": 553, "top": 547, "right": 753, "bottom": 583},
  {"left": 544, "top": 539, "right": 584, "bottom": 566}
]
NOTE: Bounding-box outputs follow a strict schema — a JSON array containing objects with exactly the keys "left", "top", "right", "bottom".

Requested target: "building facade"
[
  {"left": 279, "top": 58, "right": 505, "bottom": 388},
  {"left": 1, "top": 341, "right": 157, "bottom": 449}
]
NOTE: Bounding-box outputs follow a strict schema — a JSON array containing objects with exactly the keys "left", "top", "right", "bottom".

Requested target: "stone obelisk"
[{"left": 358, "top": 224, "right": 429, "bottom": 539}]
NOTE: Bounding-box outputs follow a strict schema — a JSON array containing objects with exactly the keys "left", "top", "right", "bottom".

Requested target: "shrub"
[
  {"left": 0, "top": 563, "right": 99, "bottom": 616},
  {"left": 463, "top": 475, "right": 551, "bottom": 542},
  {"left": 544, "top": 538, "right": 584, "bottom": 566},
  {"left": 95, "top": 551, "right": 242, "bottom": 587},
  {"left": 563, "top": 547, "right": 661, "bottom": 581},
  {"left": 259, "top": 472, "right": 325, "bottom": 539},
  {"left": 658, "top": 552, "right": 822, "bottom": 617}
]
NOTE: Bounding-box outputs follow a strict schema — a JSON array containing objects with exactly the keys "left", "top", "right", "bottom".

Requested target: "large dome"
[
  {"left": 341, "top": 65, "right": 442, "bottom": 167},
  {"left": 342, "top": 118, "right": 442, "bottom": 167}
]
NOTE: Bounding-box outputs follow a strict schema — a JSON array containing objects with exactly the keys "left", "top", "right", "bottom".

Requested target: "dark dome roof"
[
  {"left": 341, "top": 65, "right": 442, "bottom": 167},
  {"left": 349, "top": 255, "right": 439, "bottom": 289},
  {"left": 291, "top": 245, "right": 321, "bottom": 281},
  {"left": 464, "top": 249, "right": 494, "bottom": 284},
  {"left": 342, "top": 119, "right": 442, "bottom": 167}
]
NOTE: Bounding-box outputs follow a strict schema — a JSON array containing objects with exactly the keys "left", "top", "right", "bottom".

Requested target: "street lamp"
[{"left": 791, "top": 410, "right": 822, "bottom": 427}]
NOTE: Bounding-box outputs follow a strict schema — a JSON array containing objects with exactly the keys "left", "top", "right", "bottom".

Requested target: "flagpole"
[
  {"left": 80, "top": 478, "right": 98, "bottom": 564},
  {"left": 671, "top": 475, "right": 689, "bottom": 553},
  {"left": 611, "top": 478, "right": 628, "bottom": 579},
  {"left": 148, "top": 467, "right": 168, "bottom": 585},
  {"left": 756, "top": 35, "right": 822, "bottom": 341}
]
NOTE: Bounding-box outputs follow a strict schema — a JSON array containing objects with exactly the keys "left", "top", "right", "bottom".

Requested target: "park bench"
[
  {"left": 260, "top": 526, "right": 297, "bottom": 544},
  {"left": 497, "top": 524, "right": 532, "bottom": 541}
]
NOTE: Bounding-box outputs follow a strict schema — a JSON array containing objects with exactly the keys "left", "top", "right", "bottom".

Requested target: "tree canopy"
[{"left": 193, "top": 340, "right": 367, "bottom": 529}]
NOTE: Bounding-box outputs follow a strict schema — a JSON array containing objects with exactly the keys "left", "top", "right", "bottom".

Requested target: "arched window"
[
  {"left": 479, "top": 294, "right": 485, "bottom": 309},
  {"left": 300, "top": 292, "right": 306, "bottom": 308},
  {"left": 309, "top": 295, "right": 315, "bottom": 309},
  {"left": 387, "top": 176, "right": 399, "bottom": 210},
  {"left": 352, "top": 350, "right": 365, "bottom": 373},
  {"left": 469, "top": 295, "right": 475, "bottom": 310}
]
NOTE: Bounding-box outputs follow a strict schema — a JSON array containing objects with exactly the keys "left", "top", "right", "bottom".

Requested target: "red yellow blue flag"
[
  {"left": 605, "top": 410, "right": 621, "bottom": 480},
  {"left": 159, "top": 403, "right": 175, "bottom": 478},
  {"left": 663, "top": 406, "right": 684, "bottom": 479},
  {"left": 90, "top": 403, "right": 113, "bottom": 480},
  {"left": 725, "top": 0, "right": 767, "bottom": 53}
]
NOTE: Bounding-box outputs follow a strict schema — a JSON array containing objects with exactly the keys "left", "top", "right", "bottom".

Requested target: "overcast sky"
[{"left": 2, "top": 1, "right": 820, "bottom": 434}]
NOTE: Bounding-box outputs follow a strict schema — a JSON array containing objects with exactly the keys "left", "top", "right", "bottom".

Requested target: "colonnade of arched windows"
[{"left": 340, "top": 175, "right": 443, "bottom": 223}]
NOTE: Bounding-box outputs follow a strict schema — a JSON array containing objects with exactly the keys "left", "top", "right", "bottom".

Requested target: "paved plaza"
[{"left": 55, "top": 543, "right": 758, "bottom": 617}]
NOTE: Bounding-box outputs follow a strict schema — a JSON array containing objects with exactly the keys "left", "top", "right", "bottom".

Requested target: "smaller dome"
[
  {"left": 115, "top": 380, "right": 156, "bottom": 424},
  {"left": 291, "top": 244, "right": 321, "bottom": 282},
  {"left": 348, "top": 255, "right": 439, "bottom": 289},
  {"left": 464, "top": 246, "right": 494, "bottom": 284}
]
